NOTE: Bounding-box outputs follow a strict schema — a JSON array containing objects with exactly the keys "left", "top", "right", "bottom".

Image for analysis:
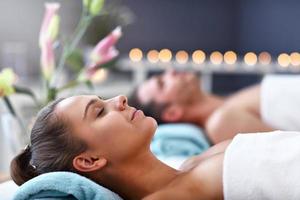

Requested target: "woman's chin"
[
  {"left": 149, "top": 116, "right": 158, "bottom": 128},
  {"left": 142, "top": 116, "right": 157, "bottom": 135}
]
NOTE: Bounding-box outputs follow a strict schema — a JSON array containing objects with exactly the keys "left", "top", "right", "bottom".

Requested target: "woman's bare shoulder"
[{"left": 143, "top": 153, "right": 224, "bottom": 200}]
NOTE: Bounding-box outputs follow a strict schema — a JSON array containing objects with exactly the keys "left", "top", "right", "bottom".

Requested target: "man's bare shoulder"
[{"left": 225, "top": 84, "right": 261, "bottom": 109}]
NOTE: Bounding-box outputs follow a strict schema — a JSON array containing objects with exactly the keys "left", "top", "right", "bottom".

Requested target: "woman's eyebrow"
[{"left": 83, "top": 99, "right": 98, "bottom": 120}]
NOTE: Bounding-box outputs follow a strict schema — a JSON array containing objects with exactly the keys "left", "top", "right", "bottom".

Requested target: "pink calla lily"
[
  {"left": 88, "top": 26, "right": 122, "bottom": 69},
  {"left": 41, "top": 40, "right": 55, "bottom": 81},
  {"left": 39, "top": 3, "right": 60, "bottom": 46},
  {"left": 39, "top": 2, "right": 60, "bottom": 81}
]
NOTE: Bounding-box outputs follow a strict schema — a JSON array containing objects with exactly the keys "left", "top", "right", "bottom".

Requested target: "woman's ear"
[
  {"left": 161, "top": 104, "right": 183, "bottom": 122},
  {"left": 73, "top": 153, "right": 107, "bottom": 173}
]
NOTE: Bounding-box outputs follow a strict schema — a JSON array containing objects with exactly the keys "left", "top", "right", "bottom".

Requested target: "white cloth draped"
[
  {"left": 223, "top": 131, "right": 300, "bottom": 200},
  {"left": 261, "top": 75, "right": 300, "bottom": 131}
]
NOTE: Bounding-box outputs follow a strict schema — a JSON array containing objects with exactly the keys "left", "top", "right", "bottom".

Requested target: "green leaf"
[
  {"left": 14, "top": 85, "right": 39, "bottom": 106},
  {"left": 84, "top": 80, "right": 94, "bottom": 90},
  {"left": 0, "top": 68, "right": 16, "bottom": 96},
  {"left": 3, "top": 96, "right": 16, "bottom": 116},
  {"left": 3, "top": 96, "right": 28, "bottom": 138},
  {"left": 101, "top": 57, "right": 118, "bottom": 69},
  {"left": 83, "top": 0, "right": 91, "bottom": 9},
  {"left": 90, "top": 0, "right": 105, "bottom": 16},
  {"left": 66, "top": 49, "right": 84, "bottom": 73},
  {"left": 46, "top": 87, "right": 57, "bottom": 103}
]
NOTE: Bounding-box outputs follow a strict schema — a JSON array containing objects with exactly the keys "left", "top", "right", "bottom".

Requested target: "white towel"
[
  {"left": 261, "top": 75, "right": 300, "bottom": 131},
  {"left": 0, "top": 180, "right": 18, "bottom": 200},
  {"left": 223, "top": 131, "right": 300, "bottom": 200}
]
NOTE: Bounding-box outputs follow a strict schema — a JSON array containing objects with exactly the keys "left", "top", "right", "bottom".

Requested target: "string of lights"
[{"left": 128, "top": 48, "right": 300, "bottom": 72}]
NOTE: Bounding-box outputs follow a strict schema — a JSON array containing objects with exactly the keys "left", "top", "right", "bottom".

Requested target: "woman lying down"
[{"left": 11, "top": 95, "right": 300, "bottom": 200}]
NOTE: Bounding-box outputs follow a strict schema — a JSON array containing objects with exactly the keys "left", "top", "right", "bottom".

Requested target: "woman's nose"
[{"left": 115, "top": 95, "right": 128, "bottom": 111}]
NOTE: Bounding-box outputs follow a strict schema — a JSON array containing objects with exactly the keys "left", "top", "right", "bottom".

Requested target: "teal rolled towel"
[
  {"left": 151, "top": 123, "right": 210, "bottom": 157},
  {"left": 13, "top": 171, "right": 122, "bottom": 200}
]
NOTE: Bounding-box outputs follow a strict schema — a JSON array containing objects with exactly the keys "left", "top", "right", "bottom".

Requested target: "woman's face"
[{"left": 55, "top": 95, "right": 157, "bottom": 163}]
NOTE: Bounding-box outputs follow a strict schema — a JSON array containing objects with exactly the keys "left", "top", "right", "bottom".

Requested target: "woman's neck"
[{"left": 93, "top": 151, "right": 178, "bottom": 200}]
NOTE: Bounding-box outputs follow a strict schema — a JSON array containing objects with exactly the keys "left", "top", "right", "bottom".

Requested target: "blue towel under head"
[
  {"left": 13, "top": 171, "right": 123, "bottom": 200},
  {"left": 151, "top": 123, "right": 210, "bottom": 157}
]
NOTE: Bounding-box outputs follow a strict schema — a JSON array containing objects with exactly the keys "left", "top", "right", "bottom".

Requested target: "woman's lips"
[
  {"left": 131, "top": 109, "right": 143, "bottom": 120},
  {"left": 131, "top": 109, "right": 137, "bottom": 120}
]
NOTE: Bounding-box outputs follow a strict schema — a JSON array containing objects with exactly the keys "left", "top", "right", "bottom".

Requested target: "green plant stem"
[
  {"left": 46, "top": 87, "right": 57, "bottom": 103},
  {"left": 3, "top": 96, "right": 28, "bottom": 142},
  {"left": 14, "top": 85, "right": 40, "bottom": 107},
  {"left": 49, "top": 14, "right": 93, "bottom": 89},
  {"left": 44, "top": 79, "right": 52, "bottom": 104},
  {"left": 57, "top": 80, "right": 80, "bottom": 92}
]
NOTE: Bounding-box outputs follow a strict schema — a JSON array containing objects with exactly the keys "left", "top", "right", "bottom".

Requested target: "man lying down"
[
  {"left": 11, "top": 95, "right": 300, "bottom": 199},
  {"left": 129, "top": 71, "right": 300, "bottom": 144}
]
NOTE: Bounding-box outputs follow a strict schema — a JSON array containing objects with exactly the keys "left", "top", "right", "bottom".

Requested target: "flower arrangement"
[
  {"left": 40, "top": 0, "right": 122, "bottom": 102},
  {"left": 0, "top": 0, "right": 122, "bottom": 140}
]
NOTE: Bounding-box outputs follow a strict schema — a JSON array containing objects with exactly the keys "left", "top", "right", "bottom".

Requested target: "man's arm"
[{"left": 205, "top": 84, "right": 274, "bottom": 144}]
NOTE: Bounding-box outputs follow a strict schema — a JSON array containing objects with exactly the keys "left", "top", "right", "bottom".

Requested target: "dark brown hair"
[
  {"left": 128, "top": 88, "right": 169, "bottom": 124},
  {"left": 10, "top": 98, "right": 87, "bottom": 186}
]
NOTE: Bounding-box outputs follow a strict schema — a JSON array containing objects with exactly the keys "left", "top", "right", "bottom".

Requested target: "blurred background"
[{"left": 1, "top": 0, "right": 300, "bottom": 95}]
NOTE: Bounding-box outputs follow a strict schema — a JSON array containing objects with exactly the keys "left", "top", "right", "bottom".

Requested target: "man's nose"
[{"left": 165, "top": 68, "right": 176, "bottom": 76}]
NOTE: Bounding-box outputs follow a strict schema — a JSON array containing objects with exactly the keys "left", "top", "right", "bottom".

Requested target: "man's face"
[{"left": 137, "top": 69, "right": 201, "bottom": 106}]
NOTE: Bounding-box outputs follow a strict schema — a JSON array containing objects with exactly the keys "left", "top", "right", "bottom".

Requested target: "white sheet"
[
  {"left": 261, "top": 75, "right": 300, "bottom": 131},
  {"left": 157, "top": 156, "right": 187, "bottom": 169},
  {"left": 0, "top": 180, "right": 18, "bottom": 200},
  {"left": 223, "top": 131, "right": 300, "bottom": 200}
]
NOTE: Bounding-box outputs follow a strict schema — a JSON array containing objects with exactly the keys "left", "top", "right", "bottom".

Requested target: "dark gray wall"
[
  {"left": 119, "top": 0, "right": 236, "bottom": 52},
  {"left": 118, "top": 0, "right": 300, "bottom": 55},
  {"left": 235, "top": 0, "right": 300, "bottom": 54}
]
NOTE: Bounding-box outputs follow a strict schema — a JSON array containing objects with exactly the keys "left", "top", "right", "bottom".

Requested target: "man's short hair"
[{"left": 128, "top": 88, "right": 169, "bottom": 124}]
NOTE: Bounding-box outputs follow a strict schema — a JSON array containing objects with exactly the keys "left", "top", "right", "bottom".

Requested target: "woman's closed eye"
[{"left": 95, "top": 107, "right": 105, "bottom": 118}]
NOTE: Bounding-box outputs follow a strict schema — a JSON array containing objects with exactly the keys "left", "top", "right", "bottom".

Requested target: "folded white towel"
[
  {"left": 261, "top": 75, "right": 300, "bottom": 131},
  {"left": 223, "top": 131, "right": 300, "bottom": 200}
]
